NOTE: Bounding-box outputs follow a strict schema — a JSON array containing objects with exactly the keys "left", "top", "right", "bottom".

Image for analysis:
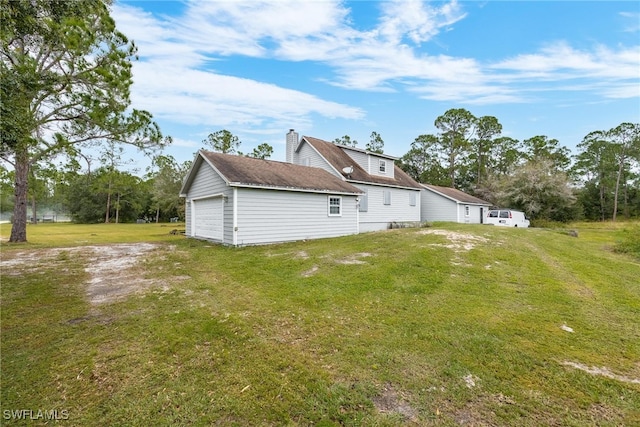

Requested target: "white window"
[
  {"left": 383, "top": 190, "right": 391, "bottom": 205},
  {"left": 328, "top": 196, "right": 342, "bottom": 216},
  {"left": 379, "top": 160, "right": 386, "bottom": 173},
  {"left": 303, "top": 157, "right": 311, "bottom": 166},
  {"left": 409, "top": 193, "right": 417, "bottom": 206},
  {"left": 465, "top": 206, "right": 470, "bottom": 216}
]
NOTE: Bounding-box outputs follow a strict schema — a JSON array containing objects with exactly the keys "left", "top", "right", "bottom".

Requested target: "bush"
[{"left": 613, "top": 226, "right": 640, "bottom": 258}]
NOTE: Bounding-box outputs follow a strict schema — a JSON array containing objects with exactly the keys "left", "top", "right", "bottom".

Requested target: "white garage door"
[{"left": 193, "top": 197, "right": 223, "bottom": 241}]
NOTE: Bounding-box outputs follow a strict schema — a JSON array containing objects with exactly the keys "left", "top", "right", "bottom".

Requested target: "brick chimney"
[{"left": 286, "top": 129, "right": 299, "bottom": 163}]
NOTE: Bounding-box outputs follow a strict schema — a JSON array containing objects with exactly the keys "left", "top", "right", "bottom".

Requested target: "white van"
[{"left": 485, "top": 209, "right": 530, "bottom": 228}]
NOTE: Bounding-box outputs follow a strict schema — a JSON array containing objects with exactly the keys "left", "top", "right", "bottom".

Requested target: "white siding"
[
  {"left": 235, "top": 189, "right": 359, "bottom": 245},
  {"left": 294, "top": 144, "right": 340, "bottom": 177},
  {"left": 459, "top": 204, "right": 485, "bottom": 224},
  {"left": 342, "top": 150, "right": 395, "bottom": 179},
  {"left": 369, "top": 156, "right": 395, "bottom": 179},
  {"left": 184, "top": 162, "right": 234, "bottom": 243},
  {"left": 420, "top": 189, "right": 458, "bottom": 222},
  {"left": 354, "top": 184, "right": 421, "bottom": 232},
  {"left": 343, "top": 150, "right": 368, "bottom": 173}
]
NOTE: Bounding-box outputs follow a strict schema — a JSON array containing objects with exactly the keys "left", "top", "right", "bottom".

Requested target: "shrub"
[{"left": 613, "top": 226, "right": 640, "bottom": 258}]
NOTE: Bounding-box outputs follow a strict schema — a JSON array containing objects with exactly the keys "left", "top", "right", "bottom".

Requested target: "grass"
[{"left": 1, "top": 221, "right": 639, "bottom": 426}]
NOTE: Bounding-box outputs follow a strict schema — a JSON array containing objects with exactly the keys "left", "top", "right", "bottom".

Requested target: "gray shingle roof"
[
  {"left": 301, "top": 136, "right": 423, "bottom": 189},
  {"left": 200, "top": 151, "right": 363, "bottom": 194},
  {"left": 421, "top": 184, "right": 491, "bottom": 205}
]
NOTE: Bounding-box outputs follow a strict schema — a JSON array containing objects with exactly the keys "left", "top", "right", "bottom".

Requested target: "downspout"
[
  {"left": 356, "top": 197, "right": 360, "bottom": 234},
  {"left": 233, "top": 188, "right": 238, "bottom": 246},
  {"left": 190, "top": 200, "right": 196, "bottom": 236}
]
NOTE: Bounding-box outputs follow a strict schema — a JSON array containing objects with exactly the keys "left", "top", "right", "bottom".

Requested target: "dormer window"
[{"left": 379, "top": 160, "right": 386, "bottom": 174}]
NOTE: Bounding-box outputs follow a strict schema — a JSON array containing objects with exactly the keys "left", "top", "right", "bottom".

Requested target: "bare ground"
[{"left": 1, "top": 243, "right": 187, "bottom": 305}]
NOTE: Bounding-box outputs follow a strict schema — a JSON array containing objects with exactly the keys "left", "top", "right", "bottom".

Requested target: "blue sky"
[{"left": 111, "top": 0, "right": 640, "bottom": 170}]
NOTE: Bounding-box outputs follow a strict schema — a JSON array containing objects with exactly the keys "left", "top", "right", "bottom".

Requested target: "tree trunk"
[
  {"left": 105, "top": 181, "right": 112, "bottom": 223},
  {"left": 115, "top": 193, "right": 120, "bottom": 224},
  {"left": 612, "top": 158, "right": 624, "bottom": 222},
  {"left": 156, "top": 207, "right": 160, "bottom": 223},
  {"left": 449, "top": 151, "right": 456, "bottom": 188},
  {"left": 9, "top": 151, "right": 29, "bottom": 242}
]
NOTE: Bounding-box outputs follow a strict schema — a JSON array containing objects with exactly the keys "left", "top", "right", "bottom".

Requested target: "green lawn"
[{"left": 1, "top": 222, "right": 639, "bottom": 426}]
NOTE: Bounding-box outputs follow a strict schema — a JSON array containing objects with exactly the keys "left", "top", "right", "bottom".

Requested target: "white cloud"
[
  {"left": 377, "top": 0, "right": 466, "bottom": 44},
  {"left": 487, "top": 42, "right": 640, "bottom": 100},
  {"left": 113, "top": 0, "right": 640, "bottom": 127},
  {"left": 130, "top": 62, "right": 364, "bottom": 125},
  {"left": 113, "top": 1, "right": 364, "bottom": 133},
  {"left": 620, "top": 11, "right": 640, "bottom": 33}
]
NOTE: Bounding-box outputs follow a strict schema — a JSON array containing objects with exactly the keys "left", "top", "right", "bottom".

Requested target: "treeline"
[
  {"left": 0, "top": 129, "right": 277, "bottom": 224},
  {"left": 397, "top": 109, "right": 639, "bottom": 222},
  {"left": 0, "top": 155, "right": 190, "bottom": 224},
  {"left": 3, "top": 115, "right": 637, "bottom": 225}
]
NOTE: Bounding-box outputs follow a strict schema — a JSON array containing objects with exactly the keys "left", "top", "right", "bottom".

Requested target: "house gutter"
[
  {"left": 346, "top": 179, "right": 422, "bottom": 191},
  {"left": 228, "top": 182, "right": 364, "bottom": 196}
]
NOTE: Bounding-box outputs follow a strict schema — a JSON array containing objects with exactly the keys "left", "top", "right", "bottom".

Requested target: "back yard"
[{"left": 1, "top": 222, "right": 638, "bottom": 426}]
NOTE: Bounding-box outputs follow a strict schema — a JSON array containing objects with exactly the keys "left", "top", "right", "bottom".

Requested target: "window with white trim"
[
  {"left": 465, "top": 206, "right": 470, "bottom": 216},
  {"left": 379, "top": 160, "right": 386, "bottom": 173},
  {"left": 409, "top": 193, "right": 417, "bottom": 206},
  {"left": 328, "top": 196, "right": 342, "bottom": 216}
]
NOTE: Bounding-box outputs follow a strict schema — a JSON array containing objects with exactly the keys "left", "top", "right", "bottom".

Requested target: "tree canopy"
[
  {"left": 202, "top": 130, "right": 241, "bottom": 154},
  {"left": 399, "top": 108, "right": 639, "bottom": 222},
  {"left": 1, "top": 0, "right": 164, "bottom": 241}
]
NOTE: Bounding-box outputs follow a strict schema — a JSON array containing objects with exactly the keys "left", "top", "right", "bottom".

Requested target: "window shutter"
[{"left": 359, "top": 190, "right": 368, "bottom": 212}]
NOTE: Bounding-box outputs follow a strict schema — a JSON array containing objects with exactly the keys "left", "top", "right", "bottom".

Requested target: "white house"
[
  {"left": 286, "top": 130, "right": 423, "bottom": 232},
  {"left": 180, "top": 150, "right": 363, "bottom": 246},
  {"left": 420, "top": 184, "right": 492, "bottom": 224}
]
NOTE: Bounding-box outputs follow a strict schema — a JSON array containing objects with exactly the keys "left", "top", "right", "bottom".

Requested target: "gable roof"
[
  {"left": 300, "top": 136, "right": 422, "bottom": 190},
  {"left": 421, "top": 184, "right": 491, "bottom": 205},
  {"left": 181, "top": 150, "right": 363, "bottom": 196}
]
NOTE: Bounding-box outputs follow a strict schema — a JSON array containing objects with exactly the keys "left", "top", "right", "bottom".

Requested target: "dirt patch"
[
  {"left": 562, "top": 361, "right": 640, "bottom": 384},
  {"left": 301, "top": 265, "right": 319, "bottom": 278},
  {"left": 418, "top": 229, "right": 489, "bottom": 252},
  {"left": 372, "top": 383, "right": 418, "bottom": 422},
  {"left": 300, "top": 253, "right": 373, "bottom": 277},
  {"left": 334, "top": 252, "right": 372, "bottom": 265},
  {"left": 463, "top": 374, "right": 480, "bottom": 388},
  {"left": 1, "top": 243, "right": 182, "bottom": 305}
]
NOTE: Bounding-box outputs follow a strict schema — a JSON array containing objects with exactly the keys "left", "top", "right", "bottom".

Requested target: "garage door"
[{"left": 193, "top": 197, "right": 223, "bottom": 241}]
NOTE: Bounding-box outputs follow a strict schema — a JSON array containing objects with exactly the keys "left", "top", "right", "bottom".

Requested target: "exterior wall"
[
  {"left": 294, "top": 143, "right": 341, "bottom": 177},
  {"left": 343, "top": 150, "right": 395, "bottom": 179},
  {"left": 368, "top": 155, "right": 395, "bottom": 179},
  {"left": 355, "top": 183, "right": 421, "bottom": 232},
  {"left": 235, "top": 188, "right": 359, "bottom": 245},
  {"left": 420, "top": 190, "right": 458, "bottom": 222},
  {"left": 343, "top": 149, "right": 368, "bottom": 173},
  {"left": 184, "top": 162, "right": 234, "bottom": 243},
  {"left": 457, "top": 204, "right": 486, "bottom": 224}
]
